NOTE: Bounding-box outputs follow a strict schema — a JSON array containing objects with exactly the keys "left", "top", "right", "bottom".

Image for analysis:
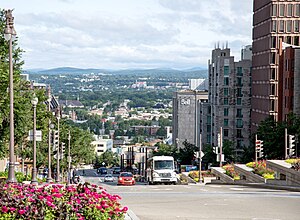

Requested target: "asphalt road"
[{"left": 82, "top": 174, "right": 300, "bottom": 220}]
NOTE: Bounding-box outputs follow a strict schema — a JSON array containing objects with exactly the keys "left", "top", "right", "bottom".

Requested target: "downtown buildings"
[{"left": 252, "top": 0, "right": 300, "bottom": 129}]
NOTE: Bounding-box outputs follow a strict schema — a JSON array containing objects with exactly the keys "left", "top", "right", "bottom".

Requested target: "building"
[
  {"left": 252, "top": 0, "right": 300, "bottom": 130},
  {"left": 172, "top": 90, "right": 208, "bottom": 149},
  {"left": 188, "top": 79, "right": 208, "bottom": 91},
  {"left": 279, "top": 44, "right": 300, "bottom": 120},
  {"left": 208, "top": 46, "right": 252, "bottom": 158},
  {"left": 91, "top": 136, "right": 113, "bottom": 156},
  {"left": 59, "top": 100, "right": 84, "bottom": 108}
]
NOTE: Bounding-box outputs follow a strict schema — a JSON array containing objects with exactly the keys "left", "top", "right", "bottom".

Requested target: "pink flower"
[
  {"left": 122, "top": 206, "right": 128, "bottom": 212},
  {"left": 2, "top": 206, "right": 8, "bottom": 213},
  {"left": 18, "top": 209, "right": 26, "bottom": 215},
  {"left": 10, "top": 207, "right": 16, "bottom": 212},
  {"left": 52, "top": 193, "right": 63, "bottom": 198}
]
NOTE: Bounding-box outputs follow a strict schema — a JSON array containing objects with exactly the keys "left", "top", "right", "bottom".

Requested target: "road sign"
[
  {"left": 102, "top": 162, "right": 105, "bottom": 166},
  {"left": 28, "top": 130, "right": 42, "bottom": 141},
  {"left": 200, "top": 151, "right": 205, "bottom": 158},
  {"left": 216, "top": 154, "right": 224, "bottom": 162}
]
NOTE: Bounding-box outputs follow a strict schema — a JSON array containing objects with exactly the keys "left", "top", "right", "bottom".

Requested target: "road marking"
[
  {"left": 207, "top": 185, "right": 222, "bottom": 188},
  {"left": 230, "top": 188, "right": 244, "bottom": 191}
]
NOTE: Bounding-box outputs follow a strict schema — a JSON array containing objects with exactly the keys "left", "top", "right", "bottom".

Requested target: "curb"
[
  {"left": 207, "top": 182, "right": 300, "bottom": 192},
  {"left": 125, "top": 209, "right": 140, "bottom": 220}
]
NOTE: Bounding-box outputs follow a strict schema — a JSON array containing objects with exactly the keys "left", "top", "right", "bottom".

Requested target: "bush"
[
  {"left": 0, "top": 171, "right": 31, "bottom": 183},
  {"left": 246, "top": 160, "right": 274, "bottom": 179},
  {"left": 222, "top": 164, "right": 240, "bottom": 180},
  {"left": 0, "top": 182, "right": 127, "bottom": 219}
]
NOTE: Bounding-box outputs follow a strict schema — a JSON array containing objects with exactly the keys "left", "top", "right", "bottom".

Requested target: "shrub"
[
  {"left": 246, "top": 160, "right": 275, "bottom": 179},
  {"left": 222, "top": 164, "right": 240, "bottom": 180},
  {"left": 0, "top": 171, "right": 31, "bottom": 183},
  {"left": 0, "top": 182, "right": 127, "bottom": 219}
]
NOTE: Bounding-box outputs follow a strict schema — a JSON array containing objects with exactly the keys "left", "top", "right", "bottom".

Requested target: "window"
[
  {"left": 237, "top": 129, "right": 243, "bottom": 138},
  {"left": 271, "top": 52, "right": 276, "bottom": 64},
  {"left": 279, "top": 20, "right": 284, "bottom": 32},
  {"left": 224, "top": 66, "right": 229, "bottom": 76},
  {"left": 237, "top": 77, "right": 242, "bottom": 86},
  {"left": 224, "top": 88, "right": 229, "bottom": 96},
  {"left": 271, "top": 68, "right": 276, "bottom": 80},
  {"left": 224, "top": 98, "right": 229, "bottom": 105},
  {"left": 295, "top": 36, "right": 299, "bottom": 46},
  {"left": 287, "top": 4, "right": 292, "bottom": 16},
  {"left": 207, "top": 125, "right": 211, "bottom": 133},
  {"left": 224, "top": 119, "right": 229, "bottom": 127},
  {"left": 237, "top": 67, "right": 243, "bottom": 76},
  {"left": 286, "top": 20, "right": 292, "bottom": 32},
  {"left": 237, "top": 109, "right": 242, "bottom": 117},
  {"left": 286, "top": 36, "right": 292, "bottom": 44},
  {"left": 224, "top": 77, "right": 229, "bottom": 86},
  {"left": 224, "top": 129, "right": 229, "bottom": 137},
  {"left": 224, "top": 108, "right": 229, "bottom": 116},
  {"left": 237, "top": 98, "right": 242, "bottom": 105},
  {"left": 207, "top": 116, "right": 211, "bottom": 123},
  {"left": 295, "top": 20, "right": 299, "bottom": 32},
  {"left": 272, "top": 4, "right": 277, "bottom": 16},
  {"left": 272, "top": 21, "right": 277, "bottom": 32},
  {"left": 279, "top": 4, "right": 285, "bottom": 16},
  {"left": 271, "top": 36, "right": 276, "bottom": 48},
  {"left": 271, "top": 100, "right": 275, "bottom": 112},
  {"left": 236, "top": 119, "right": 243, "bottom": 128},
  {"left": 295, "top": 4, "right": 300, "bottom": 16},
  {"left": 237, "top": 88, "right": 243, "bottom": 97}
]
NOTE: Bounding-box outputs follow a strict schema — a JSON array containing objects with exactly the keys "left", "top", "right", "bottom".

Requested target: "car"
[
  {"left": 97, "top": 167, "right": 108, "bottom": 175},
  {"left": 113, "top": 167, "right": 121, "bottom": 174},
  {"left": 103, "top": 174, "right": 114, "bottom": 182},
  {"left": 117, "top": 172, "right": 135, "bottom": 186}
]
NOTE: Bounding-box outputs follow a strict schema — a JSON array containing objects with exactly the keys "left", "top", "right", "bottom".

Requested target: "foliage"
[
  {"left": 0, "top": 171, "right": 31, "bottom": 183},
  {"left": 152, "top": 143, "right": 177, "bottom": 157},
  {"left": 94, "top": 151, "right": 119, "bottom": 168},
  {"left": 286, "top": 158, "right": 300, "bottom": 171},
  {"left": 246, "top": 160, "right": 274, "bottom": 179},
  {"left": 0, "top": 182, "right": 127, "bottom": 219},
  {"left": 223, "top": 140, "right": 235, "bottom": 163},
  {"left": 222, "top": 164, "right": 240, "bottom": 180},
  {"left": 285, "top": 158, "right": 300, "bottom": 164},
  {"left": 178, "top": 140, "right": 198, "bottom": 165},
  {"left": 201, "top": 144, "right": 217, "bottom": 167}
]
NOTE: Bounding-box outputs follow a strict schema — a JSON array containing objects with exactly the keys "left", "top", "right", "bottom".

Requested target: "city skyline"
[{"left": 2, "top": 0, "right": 252, "bottom": 70}]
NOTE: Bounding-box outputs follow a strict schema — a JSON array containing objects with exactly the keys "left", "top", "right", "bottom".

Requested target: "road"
[{"left": 81, "top": 170, "right": 300, "bottom": 220}]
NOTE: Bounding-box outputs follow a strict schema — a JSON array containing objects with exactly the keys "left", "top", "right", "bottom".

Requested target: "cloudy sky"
[{"left": 2, "top": 0, "right": 253, "bottom": 70}]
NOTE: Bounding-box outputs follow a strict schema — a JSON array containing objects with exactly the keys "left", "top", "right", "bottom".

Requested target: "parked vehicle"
[
  {"left": 97, "top": 167, "right": 108, "bottom": 175},
  {"left": 113, "top": 167, "right": 121, "bottom": 174},
  {"left": 146, "top": 156, "right": 177, "bottom": 185},
  {"left": 104, "top": 174, "right": 114, "bottom": 182},
  {"left": 117, "top": 172, "right": 135, "bottom": 186}
]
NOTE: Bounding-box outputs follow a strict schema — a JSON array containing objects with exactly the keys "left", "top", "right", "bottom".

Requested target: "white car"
[{"left": 104, "top": 174, "right": 114, "bottom": 182}]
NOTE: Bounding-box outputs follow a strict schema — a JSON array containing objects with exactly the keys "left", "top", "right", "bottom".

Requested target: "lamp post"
[
  {"left": 67, "top": 130, "right": 71, "bottom": 185},
  {"left": 47, "top": 123, "right": 54, "bottom": 183},
  {"left": 5, "top": 9, "right": 17, "bottom": 183},
  {"left": 55, "top": 110, "right": 60, "bottom": 183},
  {"left": 31, "top": 94, "right": 38, "bottom": 185}
]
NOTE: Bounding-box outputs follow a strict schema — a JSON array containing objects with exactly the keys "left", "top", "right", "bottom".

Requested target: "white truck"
[{"left": 146, "top": 156, "right": 177, "bottom": 185}]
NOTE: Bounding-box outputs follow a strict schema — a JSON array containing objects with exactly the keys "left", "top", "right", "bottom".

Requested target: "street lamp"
[
  {"left": 47, "top": 123, "right": 54, "bottom": 183},
  {"left": 55, "top": 110, "right": 60, "bottom": 183},
  {"left": 31, "top": 94, "right": 38, "bottom": 185},
  {"left": 5, "top": 9, "right": 17, "bottom": 183}
]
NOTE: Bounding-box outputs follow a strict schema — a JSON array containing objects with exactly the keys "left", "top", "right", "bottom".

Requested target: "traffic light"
[
  {"left": 53, "top": 130, "right": 59, "bottom": 152},
  {"left": 289, "top": 135, "right": 296, "bottom": 157},
  {"left": 213, "top": 146, "right": 219, "bottom": 154},
  {"left": 61, "top": 142, "right": 66, "bottom": 154},
  {"left": 259, "top": 141, "right": 264, "bottom": 158},
  {"left": 194, "top": 151, "right": 199, "bottom": 159}
]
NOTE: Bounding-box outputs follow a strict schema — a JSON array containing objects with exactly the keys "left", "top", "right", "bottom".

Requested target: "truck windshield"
[{"left": 154, "top": 160, "right": 173, "bottom": 170}]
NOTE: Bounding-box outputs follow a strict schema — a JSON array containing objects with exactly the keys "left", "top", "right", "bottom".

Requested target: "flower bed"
[
  {"left": 188, "top": 171, "right": 215, "bottom": 182},
  {"left": 222, "top": 164, "right": 240, "bottom": 180},
  {"left": 0, "top": 182, "right": 127, "bottom": 219},
  {"left": 246, "top": 160, "right": 275, "bottom": 179},
  {"left": 285, "top": 158, "right": 300, "bottom": 171}
]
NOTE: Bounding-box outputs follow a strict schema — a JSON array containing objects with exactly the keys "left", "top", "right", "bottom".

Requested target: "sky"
[{"left": 2, "top": 0, "right": 253, "bottom": 70}]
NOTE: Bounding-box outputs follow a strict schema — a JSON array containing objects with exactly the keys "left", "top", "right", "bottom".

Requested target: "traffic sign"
[{"left": 28, "top": 130, "right": 42, "bottom": 141}]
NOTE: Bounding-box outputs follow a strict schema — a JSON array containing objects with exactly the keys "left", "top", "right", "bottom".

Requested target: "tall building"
[
  {"left": 279, "top": 45, "right": 300, "bottom": 120},
  {"left": 208, "top": 46, "right": 252, "bottom": 159},
  {"left": 252, "top": 0, "right": 300, "bottom": 130},
  {"left": 172, "top": 90, "right": 208, "bottom": 149}
]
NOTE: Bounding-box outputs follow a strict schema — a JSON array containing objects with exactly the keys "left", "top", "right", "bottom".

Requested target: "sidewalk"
[{"left": 124, "top": 209, "right": 140, "bottom": 220}]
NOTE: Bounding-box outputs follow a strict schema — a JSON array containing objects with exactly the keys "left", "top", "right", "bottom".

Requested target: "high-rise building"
[
  {"left": 252, "top": 0, "right": 300, "bottom": 130},
  {"left": 208, "top": 46, "right": 252, "bottom": 159},
  {"left": 172, "top": 90, "right": 208, "bottom": 149}
]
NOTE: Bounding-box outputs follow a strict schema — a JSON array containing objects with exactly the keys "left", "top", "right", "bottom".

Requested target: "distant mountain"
[{"left": 26, "top": 67, "right": 208, "bottom": 78}]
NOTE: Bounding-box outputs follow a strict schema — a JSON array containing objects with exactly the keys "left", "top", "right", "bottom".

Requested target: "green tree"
[
  {"left": 95, "top": 151, "right": 119, "bottom": 167},
  {"left": 153, "top": 143, "right": 176, "bottom": 157},
  {"left": 178, "top": 140, "right": 197, "bottom": 165}
]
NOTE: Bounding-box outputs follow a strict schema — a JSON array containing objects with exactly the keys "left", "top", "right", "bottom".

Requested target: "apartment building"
[
  {"left": 208, "top": 46, "right": 252, "bottom": 159},
  {"left": 252, "top": 0, "right": 300, "bottom": 130}
]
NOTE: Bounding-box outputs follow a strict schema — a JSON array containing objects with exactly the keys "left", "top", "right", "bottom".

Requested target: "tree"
[
  {"left": 223, "top": 140, "right": 235, "bottom": 163},
  {"left": 95, "top": 151, "right": 119, "bottom": 167},
  {"left": 178, "top": 140, "right": 197, "bottom": 165},
  {"left": 153, "top": 143, "right": 176, "bottom": 157}
]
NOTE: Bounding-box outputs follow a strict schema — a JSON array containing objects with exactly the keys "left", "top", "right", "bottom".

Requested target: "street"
[{"left": 81, "top": 170, "right": 300, "bottom": 220}]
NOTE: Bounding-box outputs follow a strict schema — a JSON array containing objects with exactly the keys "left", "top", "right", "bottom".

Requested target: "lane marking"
[{"left": 230, "top": 188, "right": 244, "bottom": 191}]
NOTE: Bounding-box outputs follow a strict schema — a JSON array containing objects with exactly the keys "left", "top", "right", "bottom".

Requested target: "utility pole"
[
  {"left": 219, "top": 127, "right": 223, "bottom": 167},
  {"left": 56, "top": 110, "right": 60, "bottom": 183},
  {"left": 255, "top": 134, "right": 258, "bottom": 163},
  {"left": 67, "top": 130, "right": 71, "bottom": 185},
  {"left": 199, "top": 133, "right": 202, "bottom": 183},
  {"left": 285, "top": 128, "right": 288, "bottom": 159}
]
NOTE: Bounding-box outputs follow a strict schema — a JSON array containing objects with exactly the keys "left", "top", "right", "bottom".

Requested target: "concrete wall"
[{"left": 233, "top": 164, "right": 265, "bottom": 183}]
